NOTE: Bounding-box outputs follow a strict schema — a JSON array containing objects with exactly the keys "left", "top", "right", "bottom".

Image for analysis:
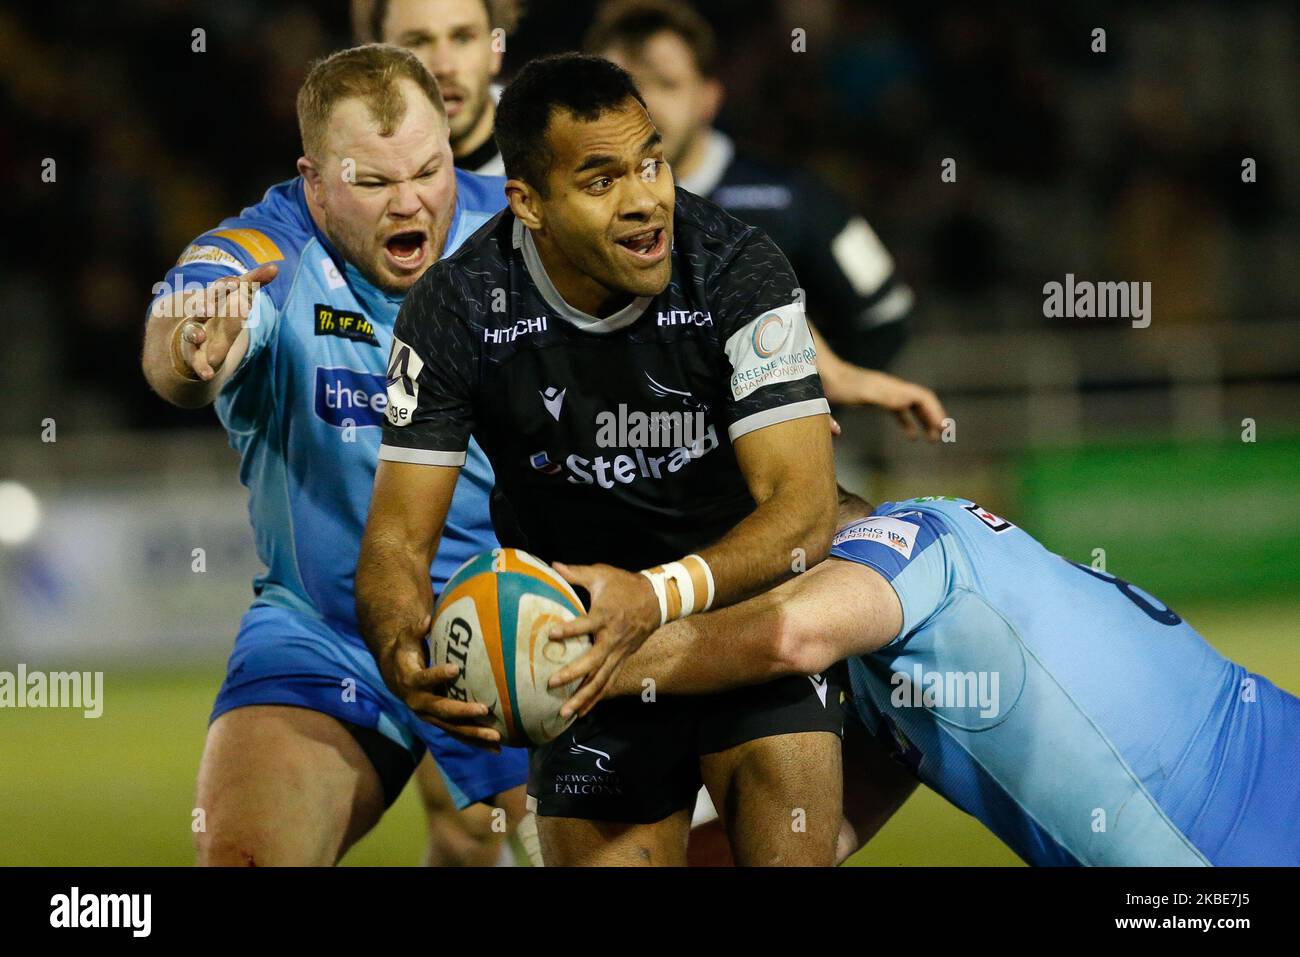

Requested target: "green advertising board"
[{"left": 1018, "top": 437, "right": 1300, "bottom": 603}]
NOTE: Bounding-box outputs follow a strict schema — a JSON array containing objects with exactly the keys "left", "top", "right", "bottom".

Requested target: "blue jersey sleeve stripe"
[{"left": 829, "top": 511, "right": 941, "bottom": 581}]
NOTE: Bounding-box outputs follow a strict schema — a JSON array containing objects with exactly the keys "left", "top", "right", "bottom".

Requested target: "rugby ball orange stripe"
[{"left": 441, "top": 573, "right": 517, "bottom": 740}]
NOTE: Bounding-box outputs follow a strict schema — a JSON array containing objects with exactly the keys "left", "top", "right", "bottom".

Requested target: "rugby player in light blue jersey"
[
  {"left": 596, "top": 487, "right": 1299, "bottom": 866},
  {"left": 142, "top": 45, "right": 527, "bottom": 866}
]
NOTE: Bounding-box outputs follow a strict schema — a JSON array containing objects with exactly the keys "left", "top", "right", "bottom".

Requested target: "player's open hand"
[
  {"left": 547, "top": 562, "right": 662, "bottom": 718},
  {"left": 377, "top": 614, "right": 502, "bottom": 749},
  {"left": 822, "top": 362, "right": 946, "bottom": 441},
  {"left": 177, "top": 263, "right": 279, "bottom": 381}
]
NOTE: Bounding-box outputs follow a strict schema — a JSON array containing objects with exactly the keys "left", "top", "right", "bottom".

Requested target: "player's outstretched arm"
[
  {"left": 141, "top": 263, "right": 278, "bottom": 409},
  {"left": 584, "top": 558, "right": 901, "bottom": 705},
  {"left": 808, "top": 324, "right": 946, "bottom": 441},
  {"left": 355, "top": 460, "right": 501, "bottom": 748},
  {"left": 549, "top": 412, "right": 838, "bottom": 715}
]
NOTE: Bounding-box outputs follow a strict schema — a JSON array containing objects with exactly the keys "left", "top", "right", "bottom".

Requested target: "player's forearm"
[
  {"left": 697, "top": 478, "right": 836, "bottom": 610},
  {"left": 355, "top": 528, "right": 436, "bottom": 663},
  {"left": 609, "top": 592, "right": 797, "bottom": 697}
]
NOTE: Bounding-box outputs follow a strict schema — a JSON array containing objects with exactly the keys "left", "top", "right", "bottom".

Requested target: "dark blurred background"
[
  {"left": 0, "top": 0, "right": 1296, "bottom": 866},
  {"left": 2, "top": 0, "right": 1296, "bottom": 434}
]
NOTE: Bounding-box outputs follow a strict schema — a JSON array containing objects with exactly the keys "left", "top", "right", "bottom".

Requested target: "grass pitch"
[{"left": 1, "top": 598, "right": 1295, "bottom": 866}]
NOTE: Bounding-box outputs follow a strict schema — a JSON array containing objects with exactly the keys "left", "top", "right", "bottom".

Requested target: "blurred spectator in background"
[{"left": 356, "top": 0, "right": 524, "bottom": 174}]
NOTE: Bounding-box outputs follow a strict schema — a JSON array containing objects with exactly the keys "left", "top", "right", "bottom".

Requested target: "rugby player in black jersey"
[
  {"left": 586, "top": 0, "right": 941, "bottom": 429},
  {"left": 357, "top": 54, "right": 844, "bottom": 865}
]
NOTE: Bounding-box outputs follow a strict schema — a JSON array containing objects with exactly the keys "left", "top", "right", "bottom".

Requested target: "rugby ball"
[{"left": 429, "top": 548, "right": 590, "bottom": 747}]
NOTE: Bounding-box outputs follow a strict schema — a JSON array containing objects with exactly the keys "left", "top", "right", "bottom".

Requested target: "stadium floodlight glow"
[{"left": 0, "top": 481, "right": 41, "bottom": 546}]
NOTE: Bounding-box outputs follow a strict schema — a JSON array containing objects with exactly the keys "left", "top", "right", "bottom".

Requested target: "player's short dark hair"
[
  {"left": 494, "top": 53, "right": 648, "bottom": 194},
  {"left": 366, "top": 0, "right": 524, "bottom": 44},
  {"left": 584, "top": 0, "right": 717, "bottom": 76}
]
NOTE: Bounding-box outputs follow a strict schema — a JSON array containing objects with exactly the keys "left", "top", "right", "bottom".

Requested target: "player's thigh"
[
  {"left": 839, "top": 712, "right": 917, "bottom": 860},
  {"left": 537, "top": 809, "right": 692, "bottom": 866},
  {"left": 195, "top": 705, "right": 385, "bottom": 866},
  {"left": 696, "top": 668, "right": 847, "bottom": 866},
  {"left": 700, "top": 730, "right": 842, "bottom": 866}
]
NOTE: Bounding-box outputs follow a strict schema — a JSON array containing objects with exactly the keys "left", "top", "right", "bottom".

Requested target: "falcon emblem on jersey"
[{"left": 644, "top": 371, "right": 707, "bottom": 410}]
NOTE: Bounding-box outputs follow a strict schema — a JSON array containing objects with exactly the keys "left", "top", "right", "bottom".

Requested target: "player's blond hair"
[{"left": 297, "top": 44, "right": 446, "bottom": 160}]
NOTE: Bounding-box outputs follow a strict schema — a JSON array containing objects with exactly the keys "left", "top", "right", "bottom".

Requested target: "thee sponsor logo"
[{"left": 315, "top": 367, "right": 387, "bottom": 427}]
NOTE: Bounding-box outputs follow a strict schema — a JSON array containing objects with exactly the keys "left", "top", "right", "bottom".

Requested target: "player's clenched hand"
[
  {"left": 822, "top": 362, "right": 946, "bottom": 442},
  {"left": 176, "top": 263, "right": 279, "bottom": 381},
  {"left": 547, "top": 562, "right": 662, "bottom": 718},
  {"left": 377, "top": 614, "right": 502, "bottom": 749}
]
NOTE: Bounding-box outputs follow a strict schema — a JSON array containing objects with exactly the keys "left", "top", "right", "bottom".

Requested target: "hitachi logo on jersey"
[
  {"left": 657, "top": 310, "right": 713, "bottom": 327},
  {"left": 484, "top": 316, "right": 547, "bottom": 344},
  {"left": 534, "top": 425, "right": 720, "bottom": 489},
  {"left": 595, "top": 406, "right": 707, "bottom": 449}
]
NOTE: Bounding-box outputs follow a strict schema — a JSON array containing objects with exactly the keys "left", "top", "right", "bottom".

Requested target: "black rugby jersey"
[{"left": 380, "top": 187, "right": 829, "bottom": 569}]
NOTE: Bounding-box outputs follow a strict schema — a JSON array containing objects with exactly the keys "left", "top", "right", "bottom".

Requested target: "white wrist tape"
[
  {"left": 641, "top": 567, "right": 670, "bottom": 626},
  {"left": 640, "top": 554, "right": 715, "bottom": 627}
]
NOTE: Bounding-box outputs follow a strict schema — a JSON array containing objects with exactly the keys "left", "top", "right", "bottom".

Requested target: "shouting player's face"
[
  {"left": 519, "top": 100, "right": 675, "bottom": 312},
  {"left": 301, "top": 80, "right": 456, "bottom": 295},
  {"left": 379, "top": 0, "right": 502, "bottom": 155},
  {"left": 600, "top": 31, "right": 722, "bottom": 173}
]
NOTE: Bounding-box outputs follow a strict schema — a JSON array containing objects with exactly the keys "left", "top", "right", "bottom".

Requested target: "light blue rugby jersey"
[
  {"left": 153, "top": 170, "right": 504, "bottom": 643},
  {"left": 831, "top": 496, "right": 1300, "bottom": 866}
]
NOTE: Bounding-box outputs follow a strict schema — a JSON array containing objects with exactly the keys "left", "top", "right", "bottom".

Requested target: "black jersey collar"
[
  {"left": 456, "top": 135, "right": 504, "bottom": 176},
  {"left": 677, "top": 129, "right": 735, "bottom": 199},
  {"left": 513, "top": 218, "right": 651, "bottom": 334}
]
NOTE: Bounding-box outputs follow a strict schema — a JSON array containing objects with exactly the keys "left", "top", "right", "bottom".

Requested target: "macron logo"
[
  {"left": 540, "top": 386, "right": 566, "bottom": 421},
  {"left": 808, "top": 673, "right": 829, "bottom": 708}
]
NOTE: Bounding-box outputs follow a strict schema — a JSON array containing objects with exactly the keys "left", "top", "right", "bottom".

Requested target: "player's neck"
[
  {"left": 531, "top": 230, "right": 633, "bottom": 318},
  {"left": 451, "top": 101, "right": 497, "bottom": 162}
]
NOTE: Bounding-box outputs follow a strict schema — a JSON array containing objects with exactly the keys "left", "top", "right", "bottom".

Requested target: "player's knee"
[{"left": 195, "top": 827, "right": 272, "bottom": 867}]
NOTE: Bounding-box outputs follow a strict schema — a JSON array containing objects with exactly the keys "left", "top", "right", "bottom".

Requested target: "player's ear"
[
  {"left": 506, "top": 179, "right": 544, "bottom": 231},
  {"left": 699, "top": 77, "right": 724, "bottom": 126},
  {"left": 297, "top": 156, "right": 323, "bottom": 197}
]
